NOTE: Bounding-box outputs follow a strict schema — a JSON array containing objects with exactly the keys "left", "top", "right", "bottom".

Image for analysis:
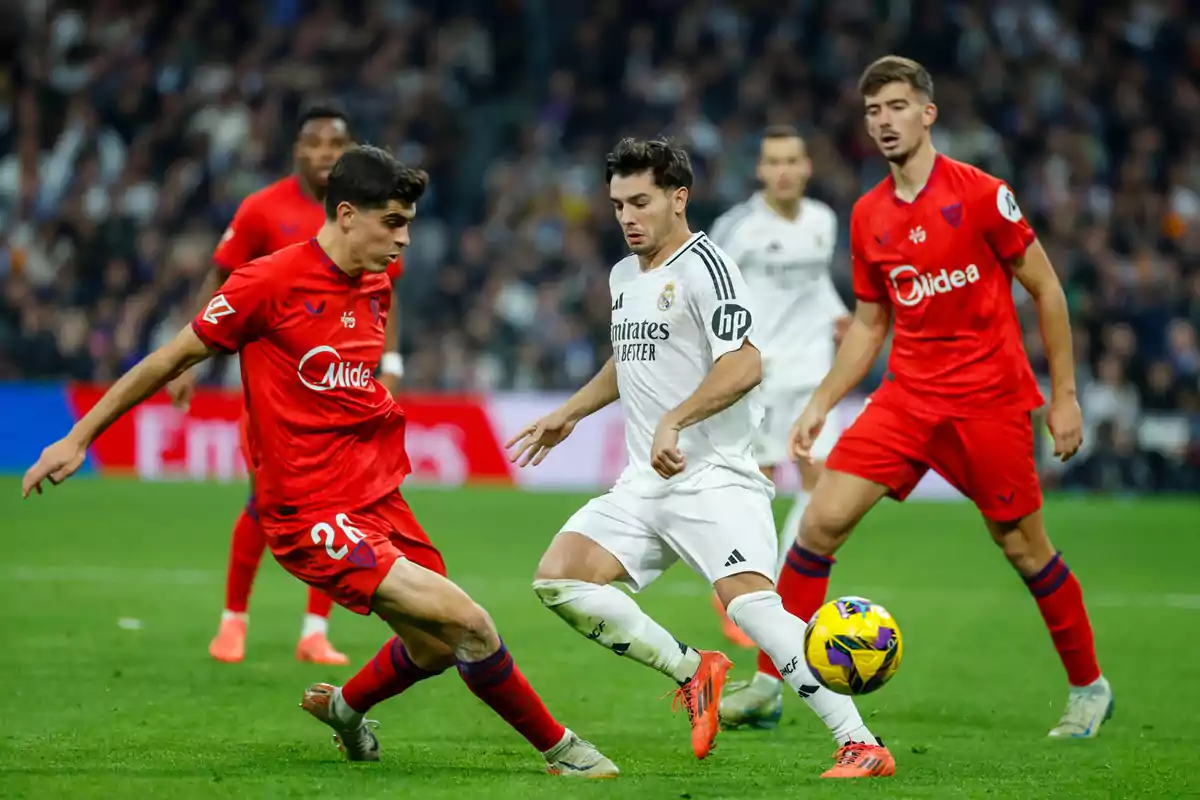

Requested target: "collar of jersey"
[
  {"left": 308, "top": 238, "right": 362, "bottom": 283},
  {"left": 645, "top": 232, "right": 703, "bottom": 274},
  {"left": 887, "top": 153, "right": 944, "bottom": 207}
]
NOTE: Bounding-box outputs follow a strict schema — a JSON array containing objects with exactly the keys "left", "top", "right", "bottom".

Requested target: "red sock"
[
  {"left": 306, "top": 588, "right": 334, "bottom": 617},
  {"left": 457, "top": 641, "right": 566, "bottom": 753},
  {"left": 342, "top": 637, "right": 444, "bottom": 713},
  {"left": 758, "top": 544, "right": 835, "bottom": 678},
  {"left": 1024, "top": 552, "right": 1101, "bottom": 687},
  {"left": 224, "top": 499, "right": 265, "bottom": 613}
]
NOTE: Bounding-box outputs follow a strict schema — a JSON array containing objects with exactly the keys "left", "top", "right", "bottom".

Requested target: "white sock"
[
  {"left": 534, "top": 579, "right": 702, "bottom": 684},
  {"left": 777, "top": 490, "right": 810, "bottom": 575},
  {"left": 301, "top": 613, "right": 328, "bottom": 638},
  {"left": 331, "top": 686, "right": 363, "bottom": 726},
  {"left": 728, "top": 590, "right": 875, "bottom": 745},
  {"left": 222, "top": 610, "right": 248, "bottom": 624}
]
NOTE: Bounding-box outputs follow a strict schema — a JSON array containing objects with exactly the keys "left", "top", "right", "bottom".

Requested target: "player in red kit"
[
  {"left": 167, "top": 100, "right": 405, "bottom": 666},
  {"left": 721, "top": 56, "right": 1113, "bottom": 742},
  {"left": 22, "top": 146, "right": 618, "bottom": 777}
]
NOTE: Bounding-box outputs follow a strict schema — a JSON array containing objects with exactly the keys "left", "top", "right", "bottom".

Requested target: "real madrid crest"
[{"left": 658, "top": 281, "right": 676, "bottom": 311}]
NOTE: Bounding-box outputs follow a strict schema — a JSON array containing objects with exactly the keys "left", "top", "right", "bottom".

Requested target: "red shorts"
[
  {"left": 826, "top": 398, "right": 1043, "bottom": 522},
  {"left": 264, "top": 491, "right": 447, "bottom": 615}
]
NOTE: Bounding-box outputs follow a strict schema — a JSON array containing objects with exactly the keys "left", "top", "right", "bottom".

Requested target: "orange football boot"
[
  {"left": 711, "top": 593, "right": 755, "bottom": 648},
  {"left": 208, "top": 617, "right": 247, "bottom": 663},
  {"left": 296, "top": 632, "right": 350, "bottom": 665},
  {"left": 821, "top": 741, "right": 896, "bottom": 778},
  {"left": 670, "top": 650, "right": 733, "bottom": 759}
]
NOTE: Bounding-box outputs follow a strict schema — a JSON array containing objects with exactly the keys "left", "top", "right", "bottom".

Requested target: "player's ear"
[
  {"left": 335, "top": 201, "right": 355, "bottom": 230},
  {"left": 673, "top": 186, "right": 689, "bottom": 215},
  {"left": 923, "top": 101, "right": 938, "bottom": 128}
]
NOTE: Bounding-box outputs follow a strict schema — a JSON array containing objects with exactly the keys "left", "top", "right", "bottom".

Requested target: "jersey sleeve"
[
  {"left": 978, "top": 178, "right": 1036, "bottom": 263},
  {"left": 691, "top": 240, "right": 756, "bottom": 360},
  {"left": 849, "top": 205, "right": 888, "bottom": 303},
  {"left": 190, "top": 262, "right": 276, "bottom": 352},
  {"left": 212, "top": 196, "right": 267, "bottom": 273}
]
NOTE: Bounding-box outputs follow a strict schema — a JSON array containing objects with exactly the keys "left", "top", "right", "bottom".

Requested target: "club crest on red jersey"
[{"left": 940, "top": 202, "right": 963, "bottom": 228}]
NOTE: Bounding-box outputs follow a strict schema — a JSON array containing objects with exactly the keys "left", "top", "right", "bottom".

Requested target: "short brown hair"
[
  {"left": 762, "top": 124, "right": 801, "bottom": 141},
  {"left": 857, "top": 56, "right": 934, "bottom": 100}
]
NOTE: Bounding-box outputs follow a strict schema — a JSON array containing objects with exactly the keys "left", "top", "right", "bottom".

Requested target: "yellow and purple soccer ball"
[{"left": 803, "top": 596, "right": 903, "bottom": 695}]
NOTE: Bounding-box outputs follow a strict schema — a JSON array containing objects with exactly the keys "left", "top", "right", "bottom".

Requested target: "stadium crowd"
[{"left": 1, "top": 0, "right": 1197, "bottom": 491}]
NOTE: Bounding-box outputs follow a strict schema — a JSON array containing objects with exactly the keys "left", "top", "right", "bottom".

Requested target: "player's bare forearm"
[
  {"left": 561, "top": 358, "right": 619, "bottom": 422},
  {"left": 71, "top": 326, "right": 215, "bottom": 447},
  {"left": 812, "top": 301, "right": 890, "bottom": 412},
  {"left": 663, "top": 341, "right": 761, "bottom": 431},
  {"left": 1012, "top": 240, "right": 1076, "bottom": 399}
]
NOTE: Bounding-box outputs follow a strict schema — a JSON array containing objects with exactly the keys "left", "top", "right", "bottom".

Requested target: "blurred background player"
[
  {"left": 708, "top": 126, "right": 850, "bottom": 658},
  {"left": 23, "top": 145, "right": 618, "bottom": 779},
  {"left": 509, "top": 138, "right": 893, "bottom": 778},
  {"left": 167, "top": 99, "right": 406, "bottom": 666},
  {"left": 728, "top": 56, "right": 1112, "bottom": 738}
]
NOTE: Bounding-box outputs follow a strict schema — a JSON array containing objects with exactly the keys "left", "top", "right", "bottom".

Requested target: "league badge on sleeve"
[
  {"left": 203, "top": 293, "right": 236, "bottom": 324},
  {"left": 997, "top": 185, "right": 1023, "bottom": 222}
]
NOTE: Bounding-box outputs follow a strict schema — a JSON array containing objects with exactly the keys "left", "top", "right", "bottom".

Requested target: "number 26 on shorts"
[{"left": 310, "top": 514, "right": 363, "bottom": 560}]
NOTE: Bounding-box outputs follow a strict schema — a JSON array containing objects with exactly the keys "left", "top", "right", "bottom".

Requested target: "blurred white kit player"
[{"left": 711, "top": 127, "right": 850, "bottom": 579}]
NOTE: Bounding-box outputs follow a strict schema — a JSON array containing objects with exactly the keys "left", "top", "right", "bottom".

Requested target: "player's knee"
[
  {"left": 533, "top": 532, "right": 624, "bottom": 585},
  {"left": 449, "top": 601, "right": 499, "bottom": 663},
  {"left": 797, "top": 499, "right": 850, "bottom": 555}
]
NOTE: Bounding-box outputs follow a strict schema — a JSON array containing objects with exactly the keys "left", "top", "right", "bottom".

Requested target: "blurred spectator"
[{"left": 1, "top": 0, "right": 1198, "bottom": 492}]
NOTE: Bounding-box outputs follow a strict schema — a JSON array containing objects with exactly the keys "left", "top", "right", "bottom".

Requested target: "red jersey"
[
  {"left": 850, "top": 155, "right": 1043, "bottom": 417},
  {"left": 191, "top": 240, "right": 410, "bottom": 524},
  {"left": 213, "top": 175, "right": 402, "bottom": 279}
]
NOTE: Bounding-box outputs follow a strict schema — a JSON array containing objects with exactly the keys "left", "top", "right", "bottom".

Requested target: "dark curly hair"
[
  {"left": 604, "top": 137, "right": 694, "bottom": 191},
  {"left": 323, "top": 145, "right": 428, "bottom": 218}
]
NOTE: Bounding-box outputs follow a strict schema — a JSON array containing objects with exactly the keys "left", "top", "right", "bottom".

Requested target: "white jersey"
[
  {"left": 710, "top": 193, "right": 847, "bottom": 392},
  {"left": 608, "top": 232, "right": 771, "bottom": 499}
]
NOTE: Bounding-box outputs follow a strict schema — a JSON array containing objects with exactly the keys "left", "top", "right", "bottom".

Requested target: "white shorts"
[
  {"left": 558, "top": 482, "right": 777, "bottom": 592},
  {"left": 752, "top": 386, "right": 838, "bottom": 467}
]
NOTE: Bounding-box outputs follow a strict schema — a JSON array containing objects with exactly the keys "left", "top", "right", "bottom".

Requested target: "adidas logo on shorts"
[{"left": 724, "top": 549, "right": 746, "bottom": 568}]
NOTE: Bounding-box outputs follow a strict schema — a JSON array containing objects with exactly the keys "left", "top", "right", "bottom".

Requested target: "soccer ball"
[{"left": 803, "top": 596, "right": 903, "bottom": 695}]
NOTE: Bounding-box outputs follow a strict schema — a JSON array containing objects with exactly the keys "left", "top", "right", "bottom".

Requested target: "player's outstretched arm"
[
  {"left": 1011, "top": 239, "right": 1083, "bottom": 461},
  {"left": 506, "top": 358, "right": 619, "bottom": 467},
  {"left": 22, "top": 325, "right": 216, "bottom": 497},
  {"left": 651, "top": 341, "right": 761, "bottom": 478}
]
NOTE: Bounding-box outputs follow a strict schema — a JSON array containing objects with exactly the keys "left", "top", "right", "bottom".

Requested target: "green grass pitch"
[{"left": 1, "top": 478, "right": 1197, "bottom": 798}]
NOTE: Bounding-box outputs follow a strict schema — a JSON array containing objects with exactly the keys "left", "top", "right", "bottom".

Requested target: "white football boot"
[
  {"left": 300, "top": 683, "right": 381, "bottom": 761},
  {"left": 1048, "top": 676, "right": 1114, "bottom": 738},
  {"left": 718, "top": 675, "right": 785, "bottom": 730},
  {"left": 543, "top": 729, "right": 620, "bottom": 778}
]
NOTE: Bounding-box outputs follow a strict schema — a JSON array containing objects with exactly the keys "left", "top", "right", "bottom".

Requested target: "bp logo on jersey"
[
  {"left": 711, "top": 302, "right": 752, "bottom": 342},
  {"left": 997, "top": 184, "right": 1022, "bottom": 222}
]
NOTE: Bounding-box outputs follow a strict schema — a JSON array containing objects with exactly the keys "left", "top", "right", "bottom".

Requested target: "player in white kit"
[
  {"left": 506, "top": 138, "right": 893, "bottom": 778},
  {"left": 708, "top": 128, "right": 855, "bottom": 727}
]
